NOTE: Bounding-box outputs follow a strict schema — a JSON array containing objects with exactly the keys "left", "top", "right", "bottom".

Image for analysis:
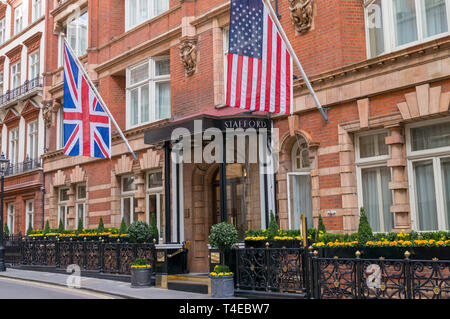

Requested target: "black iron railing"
[
  {"left": 6, "top": 238, "right": 156, "bottom": 275},
  {"left": 0, "top": 77, "right": 42, "bottom": 105},
  {"left": 5, "top": 158, "right": 42, "bottom": 176}
]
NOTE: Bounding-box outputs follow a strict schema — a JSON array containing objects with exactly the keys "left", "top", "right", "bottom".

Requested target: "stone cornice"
[
  {"left": 22, "top": 31, "right": 42, "bottom": 49},
  {"left": 95, "top": 26, "right": 182, "bottom": 74}
]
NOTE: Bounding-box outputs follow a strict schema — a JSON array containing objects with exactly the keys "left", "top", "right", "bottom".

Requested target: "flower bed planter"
[
  {"left": 244, "top": 240, "right": 301, "bottom": 249},
  {"left": 130, "top": 268, "right": 152, "bottom": 288},
  {"left": 319, "top": 246, "right": 450, "bottom": 260},
  {"left": 211, "top": 276, "right": 234, "bottom": 298}
]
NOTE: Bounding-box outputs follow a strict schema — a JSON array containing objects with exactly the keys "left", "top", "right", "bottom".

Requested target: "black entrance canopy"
[{"left": 144, "top": 114, "right": 271, "bottom": 146}]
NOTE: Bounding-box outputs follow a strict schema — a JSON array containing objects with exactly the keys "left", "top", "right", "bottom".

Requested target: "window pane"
[
  {"left": 60, "top": 188, "right": 69, "bottom": 201},
  {"left": 414, "top": 160, "right": 438, "bottom": 230},
  {"left": 441, "top": 157, "right": 450, "bottom": 229},
  {"left": 288, "top": 174, "right": 313, "bottom": 229},
  {"left": 129, "top": 63, "right": 149, "bottom": 85},
  {"left": 130, "top": 88, "right": 139, "bottom": 126},
  {"left": 77, "top": 204, "right": 84, "bottom": 225},
  {"left": 155, "top": 0, "right": 169, "bottom": 15},
  {"left": 421, "top": 0, "right": 448, "bottom": 38},
  {"left": 129, "top": 0, "right": 137, "bottom": 27},
  {"left": 148, "top": 171, "right": 163, "bottom": 188},
  {"left": 139, "top": 0, "right": 149, "bottom": 21},
  {"left": 123, "top": 197, "right": 132, "bottom": 225},
  {"left": 156, "top": 81, "right": 171, "bottom": 120},
  {"left": 411, "top": 122, "right": 450, "bottom": 151},
  {"left": 148, "top": 194, "right": 157, "bottom": 224},
  {"left": 359, "top": 133, "right": 388, "bottom": 158},
  {"left": 141, "top": 84, "right": 149, "bottom": 123},
  {"left": 155, "top": 59, "right": 170, "bottom": 76},
  {"left": 367, "top": 0, "right": 385, "bottom": 57},
  {"left": 393, "top": 0, "right": 418, "bottom": 46},
  {"left": 79, "top": 12, "right": 88, "bottom": 55},
  {"left": 122, "top": 176, "right": 136, "bottom": 192},
  {"left": 77, "top": 185, "right": 86, "bottom": 199}
]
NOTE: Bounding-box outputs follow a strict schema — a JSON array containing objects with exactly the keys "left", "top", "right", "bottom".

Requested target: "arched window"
[{"left": 291, "top": 139, "right": 310, "bottom": 171}]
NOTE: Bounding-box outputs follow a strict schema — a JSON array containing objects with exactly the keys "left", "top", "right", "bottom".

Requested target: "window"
[
  {"left": 287, "top": 138, "right": 313, "bottom": 229},
  {"left": 365, "top": 0, "right": 450, "bottom": 57},
  {"left": 9, "top": 127, "right": 19, "bottom": 165},
  {"left": 58, "top": 187, "right": 69, "bottom": 229},
  {"left": 11, "top": 62, "right": 21, "bottom": 89},
  {"left": 121, "top": 176, "right": 136, "bottom": 226},
  {"left": 407, "top": 119, "right": 450, "bottom": 231},
  {"left": 31, "top": 0, "right": 42, "bottom": 22},
  {"left": 147, "top": 170, "right": 164, "bottom": 241},
  {"left": 0, "top": 18, "right": 5, "bottom": 44},
  {"left": 29, "top": 52, "right": 40, "bottom": 80},
  {"left": 76, "top": 185, "right": 87, "bottom": 228},
  {"left": 14, "top": 5, "right": 23, "bottom": 35},
  {"left": 66, "top": 11, "right": 88, "bottom": 57},
  {"left": 356, "top": 130, "right": 394, "bottom": 233},
  {"left": 126, "top": 0, "right": 169, "bottom": 30},
  {"left": 57, "top": 107, "right": 64, "bottom": 149},
  {"left": 0, "top": 72, "right": 3, "bottom": 95},
  {"left": 126, "top": 57, "right": 171, "bottom": 128},
  {"left": 27, "top": 121, "right": 38, "bottom": 160},
  {"left": 7, "top": 203, "right": 15, "bottom": 234},
  {"left": 25, "top": 200, "right": 34, "bottom": 232}
]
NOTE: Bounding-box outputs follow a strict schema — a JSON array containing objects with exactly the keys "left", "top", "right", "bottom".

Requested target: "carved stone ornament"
[
  {"left": 180, "top": 38, "right": 197, "bottom": 76},
  {"left": 42, "top": 101, "right": 54, "bottom": 128},
  {"left": 289, "top": 0, "right": 314, "bottom": 34}
]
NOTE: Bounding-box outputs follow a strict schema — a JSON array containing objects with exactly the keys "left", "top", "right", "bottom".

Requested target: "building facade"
[
  {"left": 18, "top": 0, "right": 447, "bottom": 274},
  {"left": 0, "top": 0, "right": 46, "bottom": 235}
]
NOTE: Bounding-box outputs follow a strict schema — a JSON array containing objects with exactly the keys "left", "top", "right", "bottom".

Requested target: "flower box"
[
  {"left": 318, "top": 246, "right": 450, "bottom": 260},
  {"left": 130, "top": 267, "right": 152, "bottom": 288},
  {"left": 244, "top": 239, "right": 302, "bottom": 249}
]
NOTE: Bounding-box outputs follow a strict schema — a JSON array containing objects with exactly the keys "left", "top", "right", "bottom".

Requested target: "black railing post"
[
  {"left": 43, "top": 240, "right": 48, "bottom": 266},
  {"left": 303, "top": 246, "right": 312, "bottom": 298},
  {"left": 99, "top": 240, "right": 104, "bottom": 273},
  {"left": 312, "top": 250, "right": 320, "bottom": 299},
  {"left": 69, "top": 239, "right": 74, "bottom": 266},
  {"left": 56, "top": 239, "right": 60, "bottom": 268},
  {"left": 265, "top": 242, "right": 270, "bottom": 292},
  {"left": 355, "top": 250, "right": 362, "bottom": 299},
  {"left": 82, "top": 240, "right": 87, "bottom": 270},
  {"left": 404, "top": 251, "right": 412, "bottom": 299},
  {"left": 235, "top": 247, "right": 240, "bottom": 291},
  {"left": 116, "top": 242, "right": 121, "bottom": 274}
]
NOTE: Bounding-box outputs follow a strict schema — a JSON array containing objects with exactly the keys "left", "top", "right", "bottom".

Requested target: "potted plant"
[
  {"left": 130, "top": 258, "right": 152, "bottom": 288},
  {"left": 209, "top": 222, "right": 238, "bottom": 298}
]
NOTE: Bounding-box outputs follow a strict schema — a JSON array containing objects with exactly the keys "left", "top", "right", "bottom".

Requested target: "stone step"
[{"left": 167, "top": 280, "right": 209, "bottom": 295}]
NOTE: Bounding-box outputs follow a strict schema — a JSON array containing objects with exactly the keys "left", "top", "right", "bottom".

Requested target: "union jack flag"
[
  {"left": 63, "top": 42, "right": 111, "bottom": 159},
  {"left": 226, "top": 0, "right": 293, "bottom": 114}
]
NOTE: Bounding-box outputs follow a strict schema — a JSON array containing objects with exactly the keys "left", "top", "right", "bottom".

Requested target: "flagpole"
[
  {"left": 261, "top": 0, "right": 329, "bottom": 123},
  {"left": 63, "top": 39, "right": 139, "bottom": 162}
]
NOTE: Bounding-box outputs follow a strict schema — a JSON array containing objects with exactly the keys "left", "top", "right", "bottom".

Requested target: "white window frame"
[
  {"left": 0, "top": 72, "right": 3, "bottom": 95},
  {"left": 125, "top": 0, "right": 169, "bottom": 31},
  {"left": 11, "top": 62, "right": 21, "bottom": 90},
  {"left": 0, "top": 18, "right": 6, "bottom": 44},
  {"left": 406, "top": 117, "right": 450, "bottom": 231},
  {"left": 146, "top": 170, "right": 163, "bottom": 241},
  {"left": 7, "top": 203, "right": 14, "bottom": 234},
  {"left": 76, "top": 184, "right": 87, "bottom": 228},
  {"left": 14, "top": 5, "right": 23, "bottom": 35},
  {"left": 364, "top": 0, "right": 450, "bottom": 58},
  {"left": 9, "top": 127, "right": 19, "bottom": 165},
  {"left": 31, "top": 0, "right": 42, "bottom": 23},
  {"left": 121, "top": 175, "right": 137, "bottom": 225},
  {"left": 29, "top": 51, "right": 40, "bottom": 80},
  {"left": 56, "top": 107, "right": 64, "bottom": 149},
  {"left": 27, "top": 120, "right": 38, "bottom": 160},
  {"left": 355, "top": 129, "right": 394, "bottom": 233},
  {"left": 65, "top": 10, "right": 89, "bottom": 57},
  {"left": 126, "top": 56, "right": 171, "bottom": 129},
  {"left": 25, "top": 200, "right": 34, "bottom": 231},
  {"left": 58, "top": 187, "right": 70, "bottom": 229},
  {"left": 223, "top": 27, "right": 229, "bottom": 102}
]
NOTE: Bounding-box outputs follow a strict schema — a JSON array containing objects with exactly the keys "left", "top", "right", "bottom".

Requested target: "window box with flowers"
[{"left": 130, "top": 258, "right": 152, "bottom": 288}]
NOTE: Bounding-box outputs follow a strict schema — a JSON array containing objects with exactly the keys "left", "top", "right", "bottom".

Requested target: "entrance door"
[{"left": 288, "top": 173, "right": 313, "bottom": 229}]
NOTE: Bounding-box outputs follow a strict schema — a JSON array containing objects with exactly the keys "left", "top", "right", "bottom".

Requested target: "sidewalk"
[{"left": 0, "top": 268, "right": 212, "bottom": 299}]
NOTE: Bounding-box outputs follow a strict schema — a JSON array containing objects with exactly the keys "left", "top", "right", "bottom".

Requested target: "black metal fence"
[
  {"left": 0, "top": 77, "right": 42, "bottom": 105},
  {"left": 5, "top": 238, "right": 156, "bottom": 275},
  {"left": 5, "top": 158, "right": 42, "bottom": 176},
  {"left": 231, "top": 247, "right": 449, "bottom": 299}
]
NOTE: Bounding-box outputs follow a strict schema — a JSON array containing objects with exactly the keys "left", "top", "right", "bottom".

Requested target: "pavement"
[{"left": 0, "top": 268, "right": 212, "bottom": 299}]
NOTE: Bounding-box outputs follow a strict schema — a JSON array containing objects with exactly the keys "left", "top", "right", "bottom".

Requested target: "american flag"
[
  {"left": 226, "top": 0, "right": 293, "bottom": 114},
  {"left": 63, "top": 42, "right": 111, "bottom": 159}
]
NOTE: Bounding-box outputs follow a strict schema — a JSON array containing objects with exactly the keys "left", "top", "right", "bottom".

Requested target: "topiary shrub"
[
  {"left": 318, "top": 213, "right": 326, "bottom": 234},
  {"left": 76, "top": 218, "right": 83, "bottom": 235},
  {"left": 209, "top": 222, "right": 238, "bottom": 265},
  {"left": 27, "top": 219, "right": 33, "bottom": 236},
  {"left": 128, "top": 221, "right": 152, "bottom": 243},
  {"left": 149, "top": 213, "right": 158, "bottom": 240},
  {"left": 357, "top": 207, "right": 373, "bottom": 244},
  {"left": 97, "top": 217, "right": 105, "bottom": 233},
  {"left": 4, "top": 224, "right": 9, "bottom": 237},
  {"left": 266, "top": 210, "right": 279, "bottom": 240},
  {"left": 43, "top": 220, "right": 50, "bottom": 235},
  {"left": 119, "top": 217, "right": 128, "bottom": 235},
  {"left": 58, "top": 219, "right": 65, "bottom": 233}
]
